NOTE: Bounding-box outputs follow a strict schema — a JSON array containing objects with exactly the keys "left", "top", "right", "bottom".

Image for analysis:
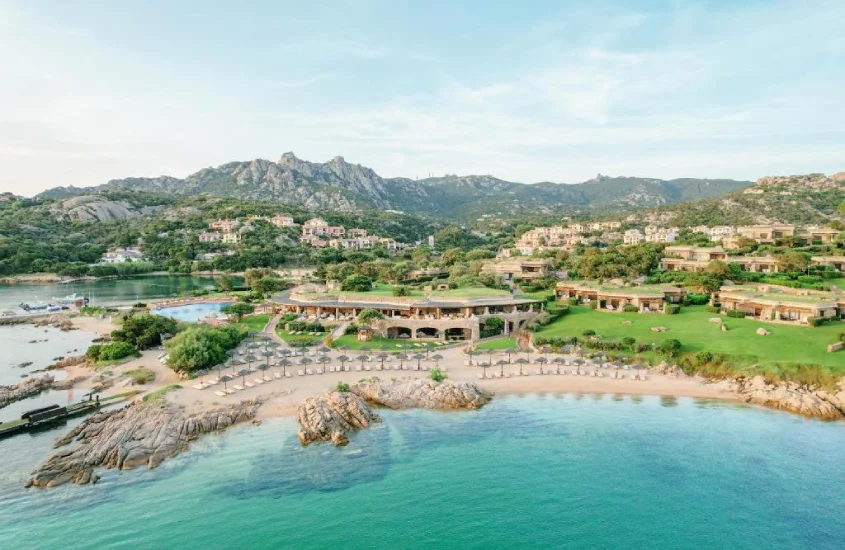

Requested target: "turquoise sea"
[{"left": 1, "top": 394, "right": 844, "bottom": 549}]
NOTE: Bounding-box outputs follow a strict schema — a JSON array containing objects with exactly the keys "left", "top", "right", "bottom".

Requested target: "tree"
[
  {"left": 838, "top": 200, "right": 845, "bottom": 216},
  {"left": 166, "top": 325, "right": 246, "bottom": 373},
  {"left": 392, "top": 285, "right": 410, "bottom": 297},
  {"left": 659, "top": 338, "right": 682, "bottom": 358},
  {"left": 112, "top": 313, "right": 177, "bottom": 350},
  {"left": 357, "top": 308, "right": 385, "bottom": 324},
  {"left": 685, "top": 271, "right": 723, "bottom": 292},
  {"left": 776, "top": 251, "right": 810, "bottom": 273},
  {"left": 216, "top": 274, "right": 235, "bottom": 292},
  {"left": 341, "top": 274, "right": 373, "bottom": 292},
  {"left": 221, "top": 302, "right": 256, "bottom": 321}
]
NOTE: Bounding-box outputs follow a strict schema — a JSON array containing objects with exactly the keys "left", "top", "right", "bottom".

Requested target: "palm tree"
[
  {"left": 431, "top": 354, "right": 443, "bottom": 368},
  {"left": 515, "top": 357, "right": 529, "bottom": 375}
]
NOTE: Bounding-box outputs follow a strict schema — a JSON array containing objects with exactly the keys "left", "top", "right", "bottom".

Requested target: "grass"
[
  {"left": 829, "top": 278, "right": 845, "bottom": 290},
  {"left": 237, "top": 313, "right": 272, "bottom": 333},
  {"left": 476, "top": 337, "right": 518, "bottom": 350},
  {"left": 303, "top": 283, "right": 512, "bottom": 301},
  {"left": 124, "top": 367, "right": 156, "bottom": 385},
  {"left": 535, "top": 305, "right": 844, "bottom": 370},
  {"left": 330, "top": 333, "right": 425, "bottom": 351},
  {"left": 275, "top": 325, "right": 324, "bottom": 346},
  {"left": 142, "top": 384, "right": 182, "bottom": 404}
]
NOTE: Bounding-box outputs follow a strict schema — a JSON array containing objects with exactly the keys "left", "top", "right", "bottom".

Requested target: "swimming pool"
[{"left": 150, "top": 302, "right": 233, "bottom": 323}]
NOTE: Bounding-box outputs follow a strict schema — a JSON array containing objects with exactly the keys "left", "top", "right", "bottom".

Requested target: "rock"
[
  {"left": 27, "top": 399, "right": 262, "bottom": 488},
  {"left": 721, "top": 323, "right": 728, "bottom": 331},
  {"left": 296, "top": 379, "right": 491, "bottom": 447},
  {"left": 730, "top": 375, "right": 845, "bottom": 420},
  {"left": 50, "top": 376, "right": 88, "bottom": 390},
  {"left": 828, "top": 342, "right": 843, "bottom": 353},
  {"left": 648, "top": 363, "right": 687, "bottom": 378},
  {"left": 46, "top": 355, "right": 87, "bottom": 370},
  {"left": 756, "top": 328, "right": 771, "bottom": 336},
  {"left": 0, "top": 375, "right": 55, "bottom": 409},
  {"left": 297, "top": 392, "right": 378, "bottom": 447},
  {"left": 709, "top": 317, "right": 722, "bottom": 324},
  {"left": 650, "top": 326, "right": 668, "bottom": 332}
]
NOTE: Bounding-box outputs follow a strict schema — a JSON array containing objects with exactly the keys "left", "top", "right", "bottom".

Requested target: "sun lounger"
[
  {"left": 285, "top": 372, "right": 292, "bottom": 378},
  {"left": 317, "top": 368, "right": 324, "bottom": 375},
  {"left": 297, "top": 370, "right": 305, "bottom": 376},
  {"left": 233, "top": 385, "right": 244, "bottom": 391},
  {"left": 245, "top": 382, "right": 255, "bottom": 388},
  {"left": 225, "top": 388, "right": 236, "bottom": 395},
  {"left": 193, "top": 384, "right": 205, "bottom": 390},
  {"left": 364, "top": 366, "right": 371, "bottom": 371},
  {"left": 253, "top": 378, "right": 264, "bottom": 384},
  {"left": 477, "top": 373, "right": 484, "bottom": 379},
  {"left": 306, "top": 369, "right": 314, "bottom": 375},
  {"left": 274, "top": 372, "right": 282, "bottom": 379},
  {"left": 214, "top": 390, "right": 226, "bottom": 397}
]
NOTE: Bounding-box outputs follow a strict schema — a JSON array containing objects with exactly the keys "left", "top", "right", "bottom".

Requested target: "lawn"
[
  {"left": 274, "top": 325, "right": 325, "bottom": 345},
  {"left": 301, "top": 283, "right": 511, "bottom": 301},
  {"left": 535, "top": 305, "right": 844, "bottom": 370},
  {"left": 330, "top": 333, "right": 425, "bottom": 351},
  {"left": 237, "top": 314, "right": 271, "bottom": 333},
  {"left": 476, "top": 337, "right": 518, "bottom": 350},
  {"left": 829, "top": 278, "right": 845, "bottom": 290}
]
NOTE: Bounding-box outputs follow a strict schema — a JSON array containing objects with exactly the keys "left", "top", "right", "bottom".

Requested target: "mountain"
[
  {"left": 644, "top": 172, "right": 845, "bottom": 226},
  {"left": 37, "top": 153, "right": 752, "bottom": 219}
]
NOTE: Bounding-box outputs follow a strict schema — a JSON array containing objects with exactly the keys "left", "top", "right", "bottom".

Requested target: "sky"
[{"left": 1, "top": 0, "right": 844, "bottom": 195}]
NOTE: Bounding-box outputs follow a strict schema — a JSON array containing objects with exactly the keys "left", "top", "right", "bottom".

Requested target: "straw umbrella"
[
  {"left": 316, "top": 356, "right": 331, "bottom": 372},
  {"left": 412, "top": 353, "right": 425, "bottom": 370},
  {"left": 256, "top": 363, "right": 270, "bottom": 381},
  {"left": 536, "top": 356, "right": 550, "bottom": 373},
  {"left": 505, "top": 348, "right": 518, "bottom": 364},
  {"left": 196, "top": 369, "right": 208, "bottom": 386},
  {"left": 278, "top": 358, "right": 293, "bottom": 377},
  {"left": 356, "top": 354, "right": 369, "bottom": 369},
  {"left": 237, "top": 369, "right": 250, "bottom": 386},
  {"left": 359, "top": 344, "right": 371, "bottom": 354},
  {"left": 515, "top": 357, "right": 529, "bottom": 375},
  {"left": 496, "top": 359, "right": 508, "bottom": 377},
  {"left": 552, "top": 357, "right": 566, "bottom": 373},
  {"left": 337, "top": 355, "right": 350, "bottom": 370},
  {"left": 262, "top": 350, "right": 274, "bottom": 369},
  {"left": 220, "top": 374, "right": 233, "bottom": 392},
  {"left": 522, "top": 347, "right": 533, "bottom": 364},
  {"left": 298, "top": 357, "right": 313, "bottom": 372},
  {"left": 318, "top": 346, "right": 332, "bottom": 355},
  {"left": 376, "top": 353, "right": 389, "bottom": 370},
  {"left": 431, "top": 354, "right": 443, "bottom": 368},
  {"left": 397, "top": 353, "right": 409, "bottom": 369},
  {"left": 245, "top": 354, "right": 259, "bottom": 371},
  {"left": 424, "top": 343, "right": 435, "bottom": 360},
  {"left": 481, "top": 361, "right": 490, "bottom": 379},
  {"left": 465, "top": 349, "right": 479, "bottom": 367}
]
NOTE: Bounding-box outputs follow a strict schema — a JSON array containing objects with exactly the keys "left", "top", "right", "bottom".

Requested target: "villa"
[
  {"left": 623, "top": 229, "right": 644, "bottom": 245},
  {"left": 555, "top": 281, "right": 685, "bottom": 313},
  {"left": 715, "top": 284, "right": 845, "bottom": 323},
  {"left": 798, "top": 226, "right": 841, "bottom": 244},
  {"left": 811, "top": 256, "right": 845, "bottom": 272},
  {"left": 736, "top": 224, "right": 796, "bottom": 244},
  {"left": 101, "top": 248, "right": 145, "bottom": 264},
  {"left": 481, "top": 259, "right": 554, "bottom": 281},
  {"left": 270, "top": 285, "right": 544, "bottom": 342},
  {"left": 222, "top": 232, "right": 241, "bottom": 245},
  {"left": 302, "top": 218, "right": 346, "bottom": 238},
  {"left": 730, "top": 255, "right": 782, "bottom": 273},
  {"left": 659, "top": 246, "right": 729, "bottom": 271},
  {"left": 209, "top": 219, "right": 239, "bottom": 232},
  {"left": 270, "top": 215, "right": 296, "bottom": 228},
  {"left": 198, "top": 232, "right": 222, "bottom": 243}
]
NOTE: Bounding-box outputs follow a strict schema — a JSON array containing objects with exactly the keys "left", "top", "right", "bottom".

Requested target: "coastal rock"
[
  {"left": 730, "top": 376, "right": 845, "bottom": 420},
  {"left": 648, "top": 363, "right": 688, "bottom": 378},
  {"left": 0, "top": 375, "right": 55, "bottom": 409},
  {"left": 46, "top": 355, "right": 87, "bottom": 370},
  {"left": 26, "top": 399, "right": 262, "bottom": 488},
  {"left": 50, "top": 376, "right": 88, "bottom": 390},
  {"left": 297, "top": 391, "right": 378, "bottom": 447},
  {"left": 351, "top": 378, "right": 492, "bottom": 410}
]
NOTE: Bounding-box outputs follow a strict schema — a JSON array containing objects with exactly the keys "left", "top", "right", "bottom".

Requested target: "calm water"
[
  {"left": 150, "top": 302, "right": 234, "bottom": 323},
  {"left": 1, "top": 395, "right": 843, "bottom": 549},
  {"left": 0, "top": 275, "right": 223, "bottom": 311}
]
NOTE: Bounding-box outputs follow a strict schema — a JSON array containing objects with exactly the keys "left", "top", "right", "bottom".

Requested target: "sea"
[{"left": 1, "top": 392, "right": 843, "bottom": 549}]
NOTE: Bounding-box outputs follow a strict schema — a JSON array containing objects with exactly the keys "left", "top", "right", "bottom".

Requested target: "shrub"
[
  {"left": 335, "top": 382, "right": 350, "bottom": 392},
  {"left": 567, "top": 297, "right": 579, "bottom": 306},
  {"left": 807, "top": 316, "right": 828, "bottom": 327},
  {"left": 345, "top": 323, "right": 359, "bottom": 335},
  {"left": 659, "top": 338, "right": 682, "bottom": 357},
  {"left": 683, "top": 293, "right": 710, "bottom": 306},
  {"left": 588, "top": 300, "right": 598, "bottom": 310},
  {"left": 726, "top": 310, "right": 747, "bottom": 319},
  {"left": 622, "top": 336, "right": 636, "bottom": 347},
  {"left": 705, "top": 305, "right": 721, "bottom": 314},
  {"left": 86, "top": 344, "right": 102, "bottom": 361},
  {"left": 112, "top": 313, "right": 178, "bottom": 350},
  {"left": 392, "top": 286, "right": 410, "bottom": 297},
  {"left": 125, "top": 367, "right": 156, "bottom": 385},
  {"left": 221, "top": 303, "right": 256, "bottom": 321},
  {"left": 97, "top": 341, "right": 139, "bottom": 361},
  {"left": 665, "top": 304, "right": 681, "bottom": 315},
  {"left": 695, "top": 351, "right": 714, "bottom": 366},
  {"left": 623, "top": 304, "right": 639, "bottom": 313},
  {"left": 133, "top": 302, "right": 147, "bottom": 308},
  {"left": 582, "top": 329, "right": 596, "bottom": 336},
  {"left": 429, "top": 367, "right": 447, "bottom": 382},
  {"left": 341, "top": 274, "right": 373, "bottom": 292},
  {"left": 358, "top": 308, "right": 385, "bottom": 324},
  {"left": 165, "top": 325, "right": 247, "bottom": 373}
]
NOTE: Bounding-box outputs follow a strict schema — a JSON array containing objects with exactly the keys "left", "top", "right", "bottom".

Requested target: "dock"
[{"left": 0, "top": 391, "right": 139, "bottom": 439}]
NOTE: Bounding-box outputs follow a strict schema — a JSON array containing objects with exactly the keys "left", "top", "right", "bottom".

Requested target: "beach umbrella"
[
  {"left": 245, "top": 354, "right": 259, "bottom": 371},
  {"left": 298, "top": 357, "right": 313, "bottom": 371},
  {"left": 339, "top": 345, "right": 350, "bottom": 352},
  {"left": 318, "top": 346, "right": 332, "bottom": 355},
  {"left": 379, "top": 344, "right": 390, "bottom": 352},
  {"left": 424, "top": 343, "right": 435, "bottom": 359},
  {"left": 262, "top": 350, "right": 275, "bottom": 368},
  {"left": 337, "top": 355, "right": 350, "bottom": 369},
  {"left": 218, "top": 359, "right": 230, "bottom": 379},
  {"left": 552, "top": 357, "right": 566, "bottom": 371},
  {"left": 256, "top": 363, "right": 270, "bottom": 381},
  {"left": 316, "top": 356, "right": 331, "bottom": 371},
  {"left": 248, "top": 331, "right": 258, "bottom": 342},
  {"left": 237, "top": 369, "right": 250, "bottom": 386},
  {"left": 220, "top": 374, "right": 233, "bottom": 391},
  {"left": 356, "top": 354, "right": 369, "bottom": 369},
  {"left": 278, "top": 358, "right": 293, "bottom": 377},
  {"left": 465, "top": 349, "right": 479, "bottom": 366},
  {"left": 505, "top": 348, "right": 518, "bottom": 363},
  {"left": 359, "top": 344, "right": 371, "bottom": 353},
  {"left": 515, "top": 357, "right": 529, "bottom": 375},
  {"left": 522, "top": 347, "right": 533, "bottom": 364},
  {"left": 280, "top": 348, "right": 292, "bottom": 358},
  {"left": 431, "top": 354, "right": 443, "bottom": 368},
  {"left": 412, "top": 353, "right": 425, "bottom": 370},
  {"left": 540, "top": 346, "right": 552, "bottom": 359},
  {"left": 396, "top": 353, "right": 409, "bottom": 368},
  {"left": 496, "top": 359, "right": 508, "bottom": 377},
  {"left": 536, "top": 356, "right": 549, "bottom": 373},
  {"left": 376, "top": 353, "right": 389, "bottom": 369},
  {"left": 196, "top": 369, "right": 209, "bottom": 385}
]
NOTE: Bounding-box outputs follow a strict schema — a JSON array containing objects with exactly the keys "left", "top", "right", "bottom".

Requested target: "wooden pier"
[{"left": 0, "top": 391, "right": 139, "bottom": 439}]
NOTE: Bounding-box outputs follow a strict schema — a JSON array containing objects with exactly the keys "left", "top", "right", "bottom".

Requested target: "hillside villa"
[
  {"left": 811, "top": 256, "right": 845, "bottom": 272},
  {"left": 715, "top": 284, "right": 845, "bottom": 324},
  {"left": 555, "top": 281, "right": 685, "bottom": 313},
  {"left": 481, "top": 259, "right": 554, "bottom": 281},
  {"left": 101, "top": 248, "right": 145, "bottom": 264},
  {"left": 659, "top": 246, "right": 729, "bottom": 271},
  {"left": 270, "top": 284, "right": 544, "bottom": 342}
]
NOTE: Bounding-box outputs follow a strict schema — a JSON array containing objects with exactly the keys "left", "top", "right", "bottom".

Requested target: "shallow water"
[
  {"left": 150, "top": 302, "right": 233, "bottom": 323},
  {"left": 1, "top": 394, "right": 843, "bottom": 549}
]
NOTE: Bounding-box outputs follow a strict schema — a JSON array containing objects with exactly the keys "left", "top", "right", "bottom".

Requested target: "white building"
[{"left": 101, "top": 248, "right": 145, "bottom": 263}]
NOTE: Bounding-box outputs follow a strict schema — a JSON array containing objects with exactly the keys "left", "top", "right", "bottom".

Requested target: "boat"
[
  {"left": 52, "top": 293, "right": 88, "bottom": 307},
  {"left": 19, "top": 302, "right": 49, "bottom": 312}
]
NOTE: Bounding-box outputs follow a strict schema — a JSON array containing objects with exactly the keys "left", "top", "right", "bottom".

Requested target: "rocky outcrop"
[
  {"left": 297, "top": 379, "right": 491, "bottom": 447},
  {"left": 351, "top": 378, "right": 491, "bottom": 410},
  {"left": 0, "top": 375, "right": 55, "bottom": 409},
  {"left": 51, "top": 195, "right": 163, "bottom": 222},
  {"left": 26, "top": 399, "right": 262, "bottom": 488},
  {"left": 729, "top": 376, "right": 845, "bottom": 420},
  {"left": 297, "top": 392, "right": 378, "bottom": 447}
]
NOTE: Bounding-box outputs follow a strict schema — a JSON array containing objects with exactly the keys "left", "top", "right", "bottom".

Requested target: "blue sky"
[{"left": 1, "top": 0, "right": 843, "bottom": 195}]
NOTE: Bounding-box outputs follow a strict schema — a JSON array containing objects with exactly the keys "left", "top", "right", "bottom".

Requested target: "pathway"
[{"left": 263, "top": 314, "right": 290, "bottom": 348}]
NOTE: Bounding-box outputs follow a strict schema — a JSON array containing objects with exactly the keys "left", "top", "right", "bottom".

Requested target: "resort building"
[
  {"left": 623, "top": 230, "right": 645, "bottom": 245},
  {"left": 715, "top": 285, "right": 845, "bottom": 323},
  {"left": 221, "top": 232, "right": 241, "bottom": 245},
  {"left": 645, "top": 228, "right": 678, "bottom": 244},
  {"left": 302, "top": 218, "right": 346, "bottom": 238},
  {"left": 556, "top": 281, "right": 685, "bottom": 313},
  {"left": 736, "top": 224, "right": 796, "bottom": 244},
  {"left": 811, "top": 256, "right": 845, "bottom": 273},
  {"left": 481, "top": 259, "right": 554, "bottom": 281},
  {"left": 659, "top": 246, "right": 729, "bottom": 272},
  {"left": 270, "top": 285, "right": 544, "bottom": 342},
  {"left": 198, "top": 232, "right": 222, "bottom": 243},
  {"left": 270, "top": 215, "right": 296, "bottom": 228},
  {"left": 730, "top": 255, "right": 782, "bottom": 273},
  {"left": 209, "top": 219, "right": 239, "bottom": 232},
  {"left": 690, "top": 225, "right": 736, "bottom": 242},
  {"left": 300, "top": 235, "right": 328, "bottom": 247},
  {"left": 101, "top": 248, "right": 145, "bottom": 264},
  {"left": 798, "top": 226, "right": 840, "bottom": 244}
]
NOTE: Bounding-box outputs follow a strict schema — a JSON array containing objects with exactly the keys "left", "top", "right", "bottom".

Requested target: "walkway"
[{"left": 263, "top": 314, "right": 290, "bottom": 348}]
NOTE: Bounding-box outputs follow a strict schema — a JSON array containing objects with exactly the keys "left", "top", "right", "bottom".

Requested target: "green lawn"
[
  {"left": 829, "top": 278, "right": 845, "bottom": 290},
  {"left": 476, "top": 337, "right": 518, "bottom": 350},
  {"left": 302, "top": 283, "right": 512, "bottom": 301},
  {"left": 274, "top": 325, "right": 325, "bottom": 345},
  {"left": 535, "top": 305, "right": 844, "bottom": 369},
  {"left": 237, "top": 314, "right": 271, "bottom": 333},
  {"left": 330, "top": 333, "right": 426, "bottom": 351}
]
